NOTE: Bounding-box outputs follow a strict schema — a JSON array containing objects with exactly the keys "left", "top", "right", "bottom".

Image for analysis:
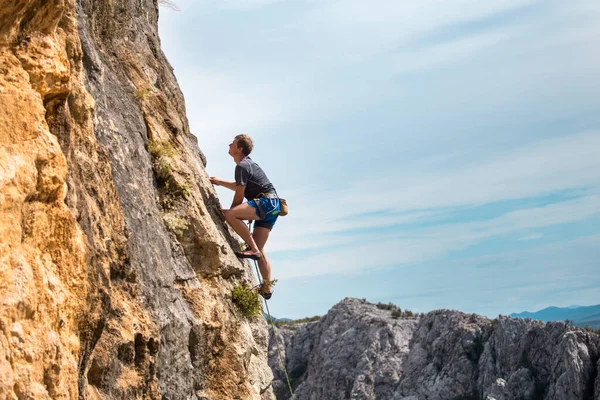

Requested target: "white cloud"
[
  {"left": 160, "top": 0, "right": 593, "bottom": 135},
  {"left": 274, "top": 195, "right": 600, "bottom": 279},
  {"left": 299, "top": 0, "right": 540, "bottom": 64},
  {"left": 343, "top": 131, "right": 600, "bottom": 211},
  {"left": 315, "top": 0, "right": 540, "bottom": 25},
  {"left": 194, "top": 0, "right": 292, "bottom": 12},
  {"left": 388, "top": 31, "right": 511, "bottom": 75},
  {"left": 267, "top": 131, "right": 600, "bottom": 254},
  {"left": 159, "top": 0, "right": 600, "bottom": 146},
  {"left": 518, "top": 233, "right": 543, "bottom": 241},
  {"left": 160, "top": 0, "right": 293, "bottom": 13},
  {"left": 173, "top": 69, "right": 286, "bottom": 147},
  {"left": 157, "top": 66, "right": 291, "bottom": 180}
]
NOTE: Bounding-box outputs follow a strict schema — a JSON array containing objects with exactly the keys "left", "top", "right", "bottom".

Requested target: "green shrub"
[
  {"left": 149, "top": 140, "right": 176, "bottom": 159},
  {"left": 170, "top": 181, "right": 190, "bottom": 198},
  {"left": 273, "top": 315, "right": 320, "bottom": 327},
  {"left": 148, "top": 140, "right": 176, "bottom": 182},
  {"left": 292, "top": 315, "right": 320, "bottom": 324},
  {"left": 161, "top": 180, "right": 191, "bottom": 209},
  {"left": 135, "top": 87, "right": 149, "bottom": 100},
  {"left": 155, "top": 156, "right": 172, "bottom": 180},
  {"left": 583, "top": 326, "right": 600, "bottom": 336},
  {"left": 374, "top": 301, "right": 418, "bottom": 318},
  {"left": 232, "top": 284, "right": 262, "bottom": 319},
  {"left": 376, "top": 302, "right": 395, "bottom": 311}
]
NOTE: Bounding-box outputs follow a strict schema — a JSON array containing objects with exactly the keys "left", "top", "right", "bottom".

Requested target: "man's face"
[{"left": 228, "top": 138, "right": 242, "bottom": 157}]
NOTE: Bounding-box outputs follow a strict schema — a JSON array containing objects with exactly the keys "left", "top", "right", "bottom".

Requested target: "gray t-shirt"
[{"left": 235, "top": 156, "right": 275, "bottom": 200}]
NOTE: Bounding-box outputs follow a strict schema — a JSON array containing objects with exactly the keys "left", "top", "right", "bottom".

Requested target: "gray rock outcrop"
[
  {"left": 270, "top": 299, "right": 419, "bottom": 399},
  {"left": 270, "top": 298, "right": 600, "bottom": 400}
]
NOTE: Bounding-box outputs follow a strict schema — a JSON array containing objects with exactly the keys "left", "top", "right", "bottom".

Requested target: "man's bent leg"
[
  {"left": 252, "top": 227, "right": 272, "bottom": 289},
  {"left": 224, "top": 203, "right": 261, "bottom": 253}
]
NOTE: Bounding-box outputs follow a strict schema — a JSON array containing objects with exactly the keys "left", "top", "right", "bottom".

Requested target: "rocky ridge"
[
  {"left": 1, "top": 0, "right": 274, "bottom": 398},
  {"left": 269, "top": 298, "right": 600, "bottom": 400}
]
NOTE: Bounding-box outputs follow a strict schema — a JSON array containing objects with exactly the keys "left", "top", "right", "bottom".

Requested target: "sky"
[{"left": 157, "top": 0, "right": 600, "bottom": 319}]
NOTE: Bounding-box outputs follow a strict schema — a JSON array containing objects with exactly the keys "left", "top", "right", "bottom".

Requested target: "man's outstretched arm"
[{"left": 210, "top": 177, "right": 236, "bottom": 191}]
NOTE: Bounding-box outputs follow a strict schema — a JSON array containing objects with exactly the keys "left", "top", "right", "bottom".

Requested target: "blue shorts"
[{"left": 248, "top": 197, "right": 280, "bottom": 231}]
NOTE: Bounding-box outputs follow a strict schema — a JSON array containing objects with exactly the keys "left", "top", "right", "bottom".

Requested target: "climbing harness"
[{"left": 247, "top": 221, "right": 296, "bottom": 400}]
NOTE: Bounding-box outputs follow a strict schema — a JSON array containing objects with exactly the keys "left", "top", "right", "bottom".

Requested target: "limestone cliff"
[
  {"left": 0, "top": 0, "right": 274, "bottom": 398},
  {"left": 270, "top": 298, "right": 600, "bottom": 400}
]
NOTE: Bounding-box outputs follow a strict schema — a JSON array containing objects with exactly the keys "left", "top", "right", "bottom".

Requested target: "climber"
[{"left": 210, "top": 134, "right": 280, "bottom": 299}]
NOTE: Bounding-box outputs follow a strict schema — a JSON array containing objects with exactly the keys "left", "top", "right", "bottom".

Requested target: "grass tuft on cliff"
[
  {"left": 148, "top": 139, "right": 176, "bottom": 180},
  {"left": 232, "top": 284, "right": 262, "bottom": 319},
  {"left": 149, "top": 139, "right": 176, "bottom": 159}
]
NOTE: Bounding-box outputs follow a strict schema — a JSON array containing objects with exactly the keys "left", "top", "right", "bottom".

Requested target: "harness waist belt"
[{"left": 257, "top": 192, "right": 278, "bottom": 199}]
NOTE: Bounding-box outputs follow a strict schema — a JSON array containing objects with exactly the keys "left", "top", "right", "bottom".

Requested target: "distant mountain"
[
  {"left": 265, "top": 314, "right": 292, "bottom": 323},
  {"left": 510, "top": 304, "right": 600, "bottom": 328},
  {"left": 269, "top": 298, "right": 600, "bottom": 400}
]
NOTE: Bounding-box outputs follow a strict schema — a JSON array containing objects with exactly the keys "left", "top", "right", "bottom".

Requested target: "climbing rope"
[
  {"left": 252, "top": 259, "right": 296, "bottom": 400},
  {"left": 248, "top": 222, "right": 296, "bottom": 400}
]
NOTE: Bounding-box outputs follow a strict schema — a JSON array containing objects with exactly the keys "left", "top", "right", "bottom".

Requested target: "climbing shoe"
[
  {"left": 235, "top": 250, "right": 261, "bottom": 260},
  {"left": 253, "top": 283, "right": 273, "bottom": 300}
]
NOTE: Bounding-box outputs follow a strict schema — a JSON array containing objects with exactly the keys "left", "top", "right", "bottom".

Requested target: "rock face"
[
  {"left": 269, "top": 299, "right": 419, "bottom": 400},
  {"left": 270, "top": 298, "right": 600, "bottom": 400},
  {"left": 0, "top": 0, "right": 274, "bottom": 399}
]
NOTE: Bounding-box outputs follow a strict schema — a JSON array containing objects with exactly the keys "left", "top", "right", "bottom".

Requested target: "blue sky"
[{"left": 158, "top": 0, "right": 600, "bottom": 319}]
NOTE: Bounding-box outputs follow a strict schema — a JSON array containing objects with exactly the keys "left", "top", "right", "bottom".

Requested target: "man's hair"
[{"left": 235, "top": 134, "right": 254, "bottom": 156}]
